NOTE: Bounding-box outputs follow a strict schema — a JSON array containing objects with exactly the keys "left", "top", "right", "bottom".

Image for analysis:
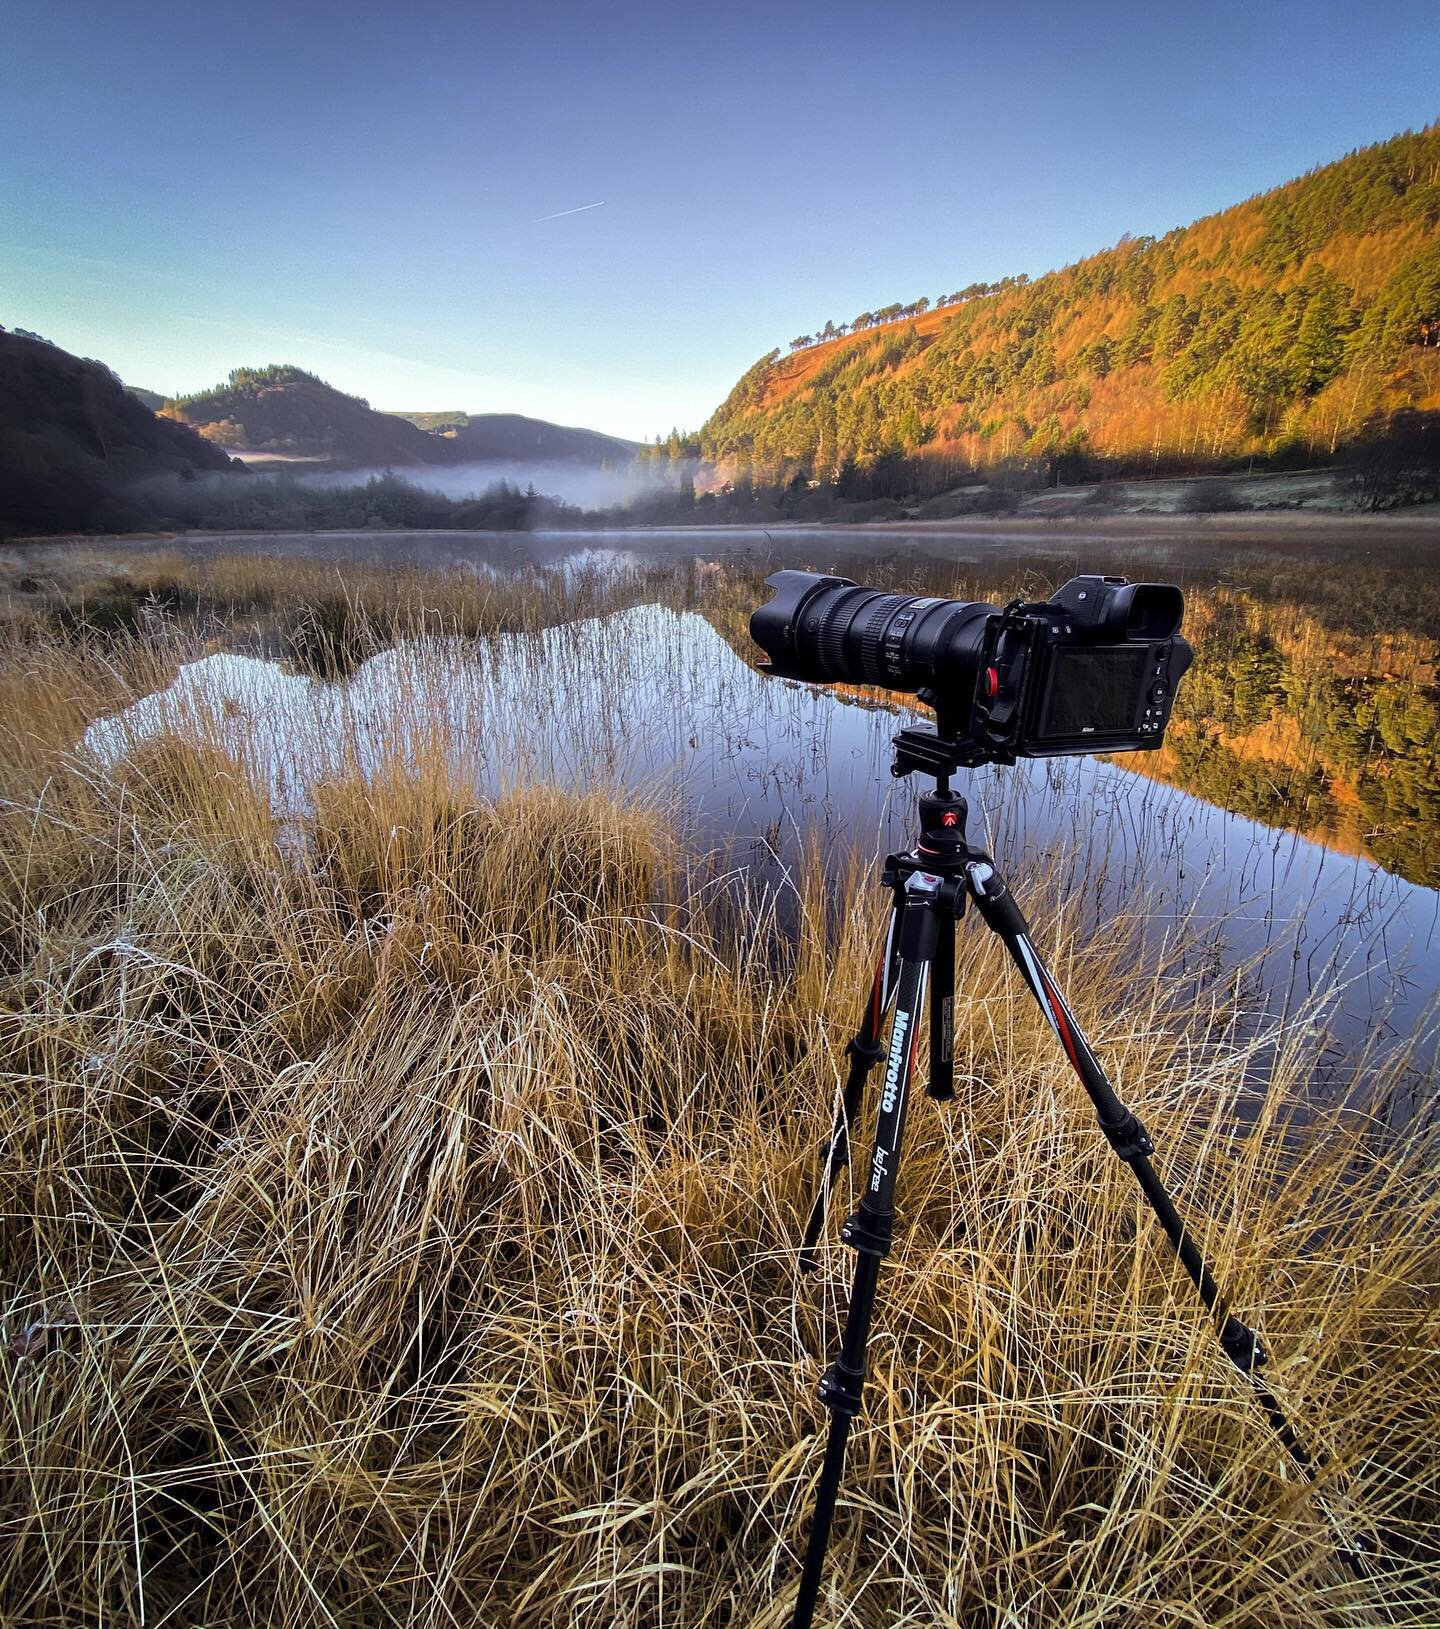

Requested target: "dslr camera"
[{"left": 750, "top": 570, "right": 1192, "bottom": 765}]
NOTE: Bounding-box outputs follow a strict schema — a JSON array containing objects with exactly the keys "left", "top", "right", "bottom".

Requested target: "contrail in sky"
[{"left": 532, "top": 200, "right": 606, "bottom": 222}]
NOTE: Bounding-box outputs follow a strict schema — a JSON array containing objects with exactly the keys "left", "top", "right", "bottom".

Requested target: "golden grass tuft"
[{"left": 0, "top": 588, "right": 1436, "bottom": 1627}]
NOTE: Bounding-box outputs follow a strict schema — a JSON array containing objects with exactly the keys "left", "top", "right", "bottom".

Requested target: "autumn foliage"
[{"left": 701, "top": 125, "right": 1440, "bottom": 486}]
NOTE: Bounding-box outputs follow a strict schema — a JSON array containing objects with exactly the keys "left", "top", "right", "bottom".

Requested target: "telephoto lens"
[{"left": 748, "top": 570, "right": 998, "bottom": 695}]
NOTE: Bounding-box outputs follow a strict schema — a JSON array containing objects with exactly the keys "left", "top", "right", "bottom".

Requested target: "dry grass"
[
  {"left": 0, "top": 568, "right": 1436, "bottom": 1628},
  {"left": 0, "top": 542, "right": 701, "bottom": 679}
]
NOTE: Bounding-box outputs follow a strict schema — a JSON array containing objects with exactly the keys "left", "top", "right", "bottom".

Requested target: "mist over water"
[
  {"left": 299, "top": 458, "right": 692, "bottom": 510},
  {"left": 129, "top": 452, "right": 697, "bottom": 529}
]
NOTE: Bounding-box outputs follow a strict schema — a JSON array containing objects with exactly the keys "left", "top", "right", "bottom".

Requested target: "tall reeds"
[{"left": 0, "top": 559, "right": 1435, "bottom": 1627}]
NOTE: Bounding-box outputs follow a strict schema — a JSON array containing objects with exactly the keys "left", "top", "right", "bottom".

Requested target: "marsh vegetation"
[{"left": 0, "top": 535, "right": 1436, "bottom": 1626}]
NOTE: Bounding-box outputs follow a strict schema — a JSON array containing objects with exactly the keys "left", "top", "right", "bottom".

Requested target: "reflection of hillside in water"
[
  {"left": 686, "top": 546, "right": 1440, "bottom": 889},
  {"left": 1145, "top": 591, "right": 1439, "bottom": 887}
]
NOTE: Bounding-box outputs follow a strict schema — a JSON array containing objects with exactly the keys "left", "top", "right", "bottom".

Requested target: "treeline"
[
  {"left": 787, "top": 278, "right": 1030, "bottom": 351},
  {"left": 628, "top": 409, "right": 1440, "bottom": 520},
  {"left": 701, "top": 125, "right": 1440, "bottom": 487},
  {"left": 153, "top": 472, "right": 584, "bottom": 533},
  {"left": 146, "top": 465, "right": 823, "bottom": 534},
  {"left": 165, "top": 365, "right": 353, "bottom": 411}
]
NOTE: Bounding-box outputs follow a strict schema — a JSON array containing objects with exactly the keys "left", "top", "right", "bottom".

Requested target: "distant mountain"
[
  {"left": 388, "top": 410, "right": 639, "bottom": 467},
  {"left": 700, "top": 123, "right": 1440, "bottom": 488},
  {"left": 0, "top": 328, "right": 238, "bottom": 535},
  {"left": 163, "top": 365, "right": 444, "bottom": 468},
  {"left": 162, "top": 366, "right": 640, "bottom": 470},
  {"left": 124, "top": 384, "right": 166, "bottom": 411},
  {"left": 396, "top": 411, "right": 469, "bottom": 434}
]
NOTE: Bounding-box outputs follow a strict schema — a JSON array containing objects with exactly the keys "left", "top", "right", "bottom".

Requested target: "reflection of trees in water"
[
  {"left": 1155, "top": 591, "right": 1440, "bottom": 885},
  {"left": 696, "top": 556, "right": 1440, "bottom": 887}
]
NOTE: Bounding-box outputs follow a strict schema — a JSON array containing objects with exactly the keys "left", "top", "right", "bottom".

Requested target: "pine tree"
[{"left": 1291, "top": 267, "right": 1352, "bottom": 395}]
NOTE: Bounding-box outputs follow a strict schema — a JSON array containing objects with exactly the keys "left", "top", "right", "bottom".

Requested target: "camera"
[{"left": 749, "top": 570, "right": 1192, "bottom": 764}]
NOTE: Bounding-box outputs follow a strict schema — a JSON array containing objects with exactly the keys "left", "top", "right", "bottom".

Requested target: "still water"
[
  {"left": 174, "top": 521, "right": 1440, "bottom": 888},
  {"left": 85, "top": 580, "right": 1440, "bottom": 1081}
]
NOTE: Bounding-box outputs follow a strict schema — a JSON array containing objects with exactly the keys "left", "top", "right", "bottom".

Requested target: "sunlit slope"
[{"left": 700, "top": 124, "right": 1440, "bottom": 478}]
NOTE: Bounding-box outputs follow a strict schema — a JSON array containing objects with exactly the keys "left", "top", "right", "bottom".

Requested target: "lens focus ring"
[
  {"left": 857, "top": 595, "right": 912, "bottom": 685},
  {"left": 813, "top": 587, "right": 868, "bottom": 681}
]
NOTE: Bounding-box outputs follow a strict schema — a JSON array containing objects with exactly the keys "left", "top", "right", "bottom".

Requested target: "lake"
[{"left": 77, "top": 520, "right": 1440, "bottom": 1086}]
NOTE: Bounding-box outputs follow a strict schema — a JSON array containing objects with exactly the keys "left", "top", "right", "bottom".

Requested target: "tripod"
[{"left": 789, "top": 725, "right": 1364, "bottom": 1629}]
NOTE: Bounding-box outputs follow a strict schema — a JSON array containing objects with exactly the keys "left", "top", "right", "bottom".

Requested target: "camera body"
[{"left": 750, "top": 570, "right": 1192, "bottom": 764}]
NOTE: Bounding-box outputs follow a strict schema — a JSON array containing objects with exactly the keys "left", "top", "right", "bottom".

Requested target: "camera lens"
[
  {"left": 751, "top": 569, "right": 1192, "bottom": 765},
  {"left": 750, "top": 571, "right": 997, "bottom": 699}
]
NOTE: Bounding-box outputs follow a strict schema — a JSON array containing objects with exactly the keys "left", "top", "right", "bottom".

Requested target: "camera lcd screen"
[{"left": 1036, "top": 646, "right": 1149, "bottom": 739}]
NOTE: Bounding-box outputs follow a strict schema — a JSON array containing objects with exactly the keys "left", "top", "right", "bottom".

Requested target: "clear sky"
[{"left": 3, "top": 0, "right": 1436, "bottom": 440}]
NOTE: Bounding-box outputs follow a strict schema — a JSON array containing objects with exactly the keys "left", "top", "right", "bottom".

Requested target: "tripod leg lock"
[
  {"left": 839, "top": 1206, "right": 893, "bottom": 1259},
  {"left": 1098, "top": 1108, "right": 1154, "bottom": 1163},
  {"left": 845, "top": 1036, "right": 885, "bottom": 1067},
  {"left": 1219, "top": 1315, "right": 1269, "bottom": 1373},
  {"left": 817, "top": 1356, "right": 866, "bottom": 1417}
]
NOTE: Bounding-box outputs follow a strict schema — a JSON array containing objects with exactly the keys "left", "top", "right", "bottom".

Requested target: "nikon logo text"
[{"left": 881, "top": 1008, "right": 911, "bottom": 1114}]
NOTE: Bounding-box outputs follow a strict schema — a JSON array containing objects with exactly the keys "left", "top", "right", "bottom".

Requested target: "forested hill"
[
  {"left": 699, "top": 125, "right": 1440, "bottom": 486},
  {"left": 164, "top": 367, "right": 446, "bottom": 467},
  {"left": 0, "top": 329, "right": 237, "bottom": 534},
  {"left": 389, "top": 410, "right": 639, "bottom": 466},
  {"left": 166, "top": 368, "right": 639, "bottom": 469}
]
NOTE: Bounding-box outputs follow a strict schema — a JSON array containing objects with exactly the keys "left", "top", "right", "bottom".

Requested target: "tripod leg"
[
  {"left": 798, "top": 885, "right": 903, "bottom": 1273},
  {"left": 792, "top": 872, "right": 940, "bottom": 1629},
  {"left": 962, "top": 855, "right": 1375, "bottom": 1575},
  {"left": 963, "top": 858, "right": 1262, "bottom": 1360},
  {"left": 927, "top": 907, "right": 956, "bottom": 1101}
]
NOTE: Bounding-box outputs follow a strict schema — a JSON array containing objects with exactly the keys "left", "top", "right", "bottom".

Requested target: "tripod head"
[{"left": 881, "top": 719, "right": 975, "bottom": 874}]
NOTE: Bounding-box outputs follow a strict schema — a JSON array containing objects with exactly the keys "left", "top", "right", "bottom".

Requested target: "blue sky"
[{"left": 3, "top": 0, "right": 1436, "bottom": 439}]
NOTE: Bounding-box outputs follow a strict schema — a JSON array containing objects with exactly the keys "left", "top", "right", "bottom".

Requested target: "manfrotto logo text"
[{"left": 881, "top": 1008, "right": 911, "bottom": 1113}]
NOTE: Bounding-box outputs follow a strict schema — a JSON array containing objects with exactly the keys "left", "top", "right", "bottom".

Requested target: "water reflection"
[
  {"left": 169, "top": 525, "right": 1440, "bottom": 887},
  {"left": 85, "top": 600, "right": 1439, "bottom": 1073}
]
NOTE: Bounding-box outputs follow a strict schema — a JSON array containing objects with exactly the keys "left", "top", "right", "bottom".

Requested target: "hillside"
[
  {"left": 0, "top": 329, "right": 238, "bottom": 535},
  {"left": 699, "top": 125, "right": 1440, "bottom": 491},
  {"left": 163, "top": 366, "right": 445, "bottom": 468},
  {"left": 166, "top": 368, "right": 640, "bottom": 470},
  {"left": 389, "top": 410, "right": 639, "bottom": 466}
]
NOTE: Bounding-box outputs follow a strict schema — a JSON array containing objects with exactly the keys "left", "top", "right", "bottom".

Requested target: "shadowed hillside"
[
  {"left": 698, "top": 124, "right": 1440, "bottom": 491},
  {"left": 163, "top": 365, "right": 447, "bottom": 468},
  {"left": 389, "top": 409, "right": 639, "bottom": 466},
  {"left": 165, "top": 367, "right": 640, "bottom": 470},
  {"left": 0, "top": 329, "right": 238, "bottom": 535}
]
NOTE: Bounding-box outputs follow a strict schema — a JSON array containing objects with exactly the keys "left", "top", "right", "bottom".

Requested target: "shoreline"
[{"left": 8, "top": 502, "right": 1440, "bottom": 553}]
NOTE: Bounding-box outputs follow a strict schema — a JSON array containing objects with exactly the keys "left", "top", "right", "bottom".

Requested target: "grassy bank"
[{"left": 0, "top": 562, "right": 1436, "bottom": 1626}]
